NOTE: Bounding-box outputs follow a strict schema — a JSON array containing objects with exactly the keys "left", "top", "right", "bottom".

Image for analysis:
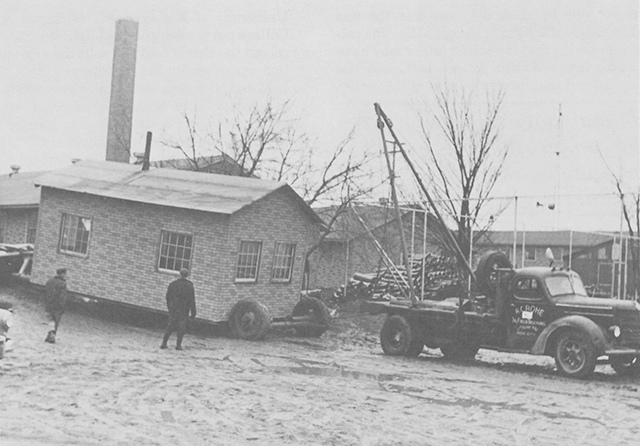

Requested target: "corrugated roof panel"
[
  {"left": 0, "top": 171, "right": 44, "bottom": 208},
  {"left": 33, "top": 159, "right": 287, "bottom": 215}
]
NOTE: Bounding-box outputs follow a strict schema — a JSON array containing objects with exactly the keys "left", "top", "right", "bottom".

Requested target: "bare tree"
[
  {"left": 162, "top": 99, "right": 377, "bottom": 262},
  {"left": 419, "top": 84, "right": 508, "bottom": 258},
  {"left": 598, "top": 148, "right": 640, "bottom": 299}
]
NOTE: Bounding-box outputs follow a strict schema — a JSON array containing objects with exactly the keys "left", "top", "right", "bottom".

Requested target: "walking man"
[
  {"left": 161, "top": 268, "right": 196, "bottom": 350},
  {"left": 44, "top": 268, "right": 68, "bottom": 343}
]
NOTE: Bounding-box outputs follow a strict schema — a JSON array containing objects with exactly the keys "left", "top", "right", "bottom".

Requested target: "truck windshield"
[{"left": 545, "top": 274, "right": 588, "bottom": 297}]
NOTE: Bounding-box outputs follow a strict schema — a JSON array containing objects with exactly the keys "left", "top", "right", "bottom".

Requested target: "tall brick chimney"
[{"left": 106, "top": 19, "right": 139, "bottom": 163}]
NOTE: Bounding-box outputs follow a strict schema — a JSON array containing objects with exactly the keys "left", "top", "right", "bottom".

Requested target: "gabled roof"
[
  {"left": 0, "top": 170, "right": 45, "bottom": 209},
  {"left": 478, "top": 230, "right": 614, "bottom": 248},
  {"left": 34, "top": 160, "right": 322, "bottom": 222}
]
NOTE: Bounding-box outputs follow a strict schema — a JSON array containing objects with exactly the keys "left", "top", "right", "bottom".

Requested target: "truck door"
[{"left": 506, "top": 276, "right": 550, "bottom": 351}]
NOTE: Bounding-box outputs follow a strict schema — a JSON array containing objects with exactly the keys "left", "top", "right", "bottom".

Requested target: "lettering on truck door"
[{"left": 506, "top": 277, "right": 550, "bottom": 351}]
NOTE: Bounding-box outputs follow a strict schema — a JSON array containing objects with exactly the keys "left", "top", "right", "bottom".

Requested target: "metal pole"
[
  {"left": 521, "top": 229, "right": 526, "bottom": 267},
  {"left": 421, "top": 205, "right": 427, "bottom": 301},
  {"left": 623, "top": 236, "right": 629, "bottom": 300},
  {"left": 142, "top": 131, "right": 152, "bottom": 171},
  {"left": 611, "top": 236, "right": 616, "bottom": 299},
  {"left": 344, "top": 239, "right": 350, "bottom": 296},
  {"left": 568, "top": 230, "right": 573, "bottom": 270},
  {"left": 513, "top": 196, "right": 518, "bottom": 268},
  {"left": 469, "top": 220, "right": 474, "bottom": 294},
  {"left": 374, "top": 103, "right": 476, "bottom": 284},
  {"left": 375, "top": 106, "right": 416, "bottom": 305},
  {"left": 617, "top": 194, "right": 624, "bottom": 299},
  {"left": 411, "top": 210, "right": 416, "bottom": 263}
]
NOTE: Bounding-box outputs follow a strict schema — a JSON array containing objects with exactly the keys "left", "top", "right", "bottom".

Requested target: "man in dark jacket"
[
  {"left": 44, "top": 268, "right": 68, "bottom": 343},
  {"left": 161, "top": 268, "right": 196, "bottom": 350}
]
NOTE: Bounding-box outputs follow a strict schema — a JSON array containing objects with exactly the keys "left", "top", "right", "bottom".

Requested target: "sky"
[{"left": 0, "top": 0, "right": 638, "bottom": 231}]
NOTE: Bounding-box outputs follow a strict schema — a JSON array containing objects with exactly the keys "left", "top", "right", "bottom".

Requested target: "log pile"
[{"left": 333, "top": 254, "right": 463, "bottom": 303}]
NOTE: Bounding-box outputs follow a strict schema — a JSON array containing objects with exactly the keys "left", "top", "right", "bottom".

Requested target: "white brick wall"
[{"left": 32, "top": 187, "right": 320, "bottom": 322}]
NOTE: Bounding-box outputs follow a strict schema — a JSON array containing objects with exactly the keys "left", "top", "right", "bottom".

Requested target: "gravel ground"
[{"left": 1, "top": 283, "right": 638, "bottom": 445}]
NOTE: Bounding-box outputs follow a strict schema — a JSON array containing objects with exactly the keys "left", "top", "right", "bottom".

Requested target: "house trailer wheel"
[
  {"left": 610, "top": 355, "right": 640, "bottom": 378},
  {"left": 440, "top": 342, "right": 480, "bottom": 360},
  {"left": 554, "top": 330, "right": 597, "bottom": 379},
  {"left": 292, "top": 297, "right": 331, "bottom": 337},
  {"left": 380, "top": 315, "right": 413, "bottom": 356},
  {"left": 475, "top": 251, "right": 512, "bottom": 297},
  {"left": 228, "top": 300, "right": 271, "bottom": 340}
]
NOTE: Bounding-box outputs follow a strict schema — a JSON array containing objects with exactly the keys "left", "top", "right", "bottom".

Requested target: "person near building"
[
  {"left": 161, "top": 268, "right": 196, "bottom": 350},
  {"left": 44, "top": 268, "right": 68, "bottom": 344}
]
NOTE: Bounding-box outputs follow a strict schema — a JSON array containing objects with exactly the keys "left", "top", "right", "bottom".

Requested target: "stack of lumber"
[{"left": 333, "top": 254, "right": 463, "bottom": 303}]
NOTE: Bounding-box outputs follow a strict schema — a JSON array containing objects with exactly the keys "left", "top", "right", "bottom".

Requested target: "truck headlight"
[{"left": 609, "top": 325, "right": 621, "bottom": 338}]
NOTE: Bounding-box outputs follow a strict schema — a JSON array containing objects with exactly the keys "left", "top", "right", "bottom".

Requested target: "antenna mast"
[{"left": 553, "top": 103, "right": 562, "bottom": 229}]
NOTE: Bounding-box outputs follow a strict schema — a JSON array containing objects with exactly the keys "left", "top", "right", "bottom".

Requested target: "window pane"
[
  {"left": 157, "top": 230, "right": 194, "bottom": 272},
  {"left": 236, "top": 241, "right": 262, "bottom": 281},
  {"left": 59, "top": 213, "right": 91, "bottom": 255},
  {"left": 271, "top": 242, "right": 295, "bottom": 282}
]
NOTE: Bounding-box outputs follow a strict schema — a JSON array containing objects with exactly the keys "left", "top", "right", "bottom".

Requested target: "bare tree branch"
[{"left": 419, "top": 84, "right": 508, "bottom": 258}]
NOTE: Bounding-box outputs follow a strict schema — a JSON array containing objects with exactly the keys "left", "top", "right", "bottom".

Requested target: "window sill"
[
  {"left": 157, "top": 268, "right": 183, "bottom": 276},
  {"left": 235, "top": 279, "right": 258, "bottom": 284},
  {"left": 58, "top": 250, "right": 89, "bottom": 259}
]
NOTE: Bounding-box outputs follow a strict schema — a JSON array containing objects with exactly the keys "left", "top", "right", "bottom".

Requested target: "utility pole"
[{"left": 375, "top": 106, "right": 416, "bottom": 306}]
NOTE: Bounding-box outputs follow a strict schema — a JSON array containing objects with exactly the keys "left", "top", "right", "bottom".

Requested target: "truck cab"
[{"left": 481, "top": 254, "right": 640, "bottom": 378}]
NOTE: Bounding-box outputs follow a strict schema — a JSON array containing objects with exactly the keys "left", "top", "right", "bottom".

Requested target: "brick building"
[
  {"left": 31, "top": 160, "right": 322, "bottom": 323},
  {"left": 476, "top": 230, "right": 613, "bottom": 268},
  {"left": 0, "top": 168, "right": 42, "bottom": 244}
]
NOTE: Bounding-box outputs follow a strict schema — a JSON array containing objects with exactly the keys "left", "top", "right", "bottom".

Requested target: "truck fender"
[{"left": 530, "top": 315, "right": 607, "bottom": 356}]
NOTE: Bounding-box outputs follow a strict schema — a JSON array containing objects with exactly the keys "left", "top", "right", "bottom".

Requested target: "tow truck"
[
  {"left": 369, "top": 103, "right": 640, "bottom": 379},
  {"left": 371, "top": 250, "right": 640, "bottom": 379}
]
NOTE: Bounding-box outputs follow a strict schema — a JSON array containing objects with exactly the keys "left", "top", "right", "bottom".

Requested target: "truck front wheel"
[
  {"left": 554, "top": 331, "right": 597, "bottom": 379},
  {"left": 380, "top": 315, "right": 413, "bottom": 356},
  {"left": 610, "top": 355, "right": 640, "bottom": 378}
]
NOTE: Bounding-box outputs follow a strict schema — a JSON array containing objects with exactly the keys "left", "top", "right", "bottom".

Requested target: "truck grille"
[{"left": 615, "top": 309, "right": 640, "bottom": 347}]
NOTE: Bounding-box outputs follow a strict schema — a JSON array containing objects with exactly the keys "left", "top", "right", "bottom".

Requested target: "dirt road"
[{"left": 1, "top": 284, "right": 638, "bottom": 445}]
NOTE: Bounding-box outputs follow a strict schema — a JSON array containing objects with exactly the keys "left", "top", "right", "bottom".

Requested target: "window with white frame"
[
  {"left": 235, "top": 241, "right": 262, "bottom": 282},
  {"left": 271, "top": 242, "right": 295, "bottom": 282},
  {"left": 59, "top": 213, "right": 92, "bottom": 255},
  {"left": 158, "top": 231, "right": 193, "bottom": 273},
  {"left": 26, "top": 212, "right": 37, "bottom": 244}
]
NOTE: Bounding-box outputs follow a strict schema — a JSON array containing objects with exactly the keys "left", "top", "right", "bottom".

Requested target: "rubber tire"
[
  {"left": 405, "top": 339, "right": 424, "bottom": 357},
  {"left": 610, "top": 355, "right": 640, "bottom": 378},
  {"left": 440, "top": 342, "right": 480, "bottom": 360},
  {"left": 292, "top": 297, "right": 331, "bottom": 337},
  {"left": 475, "top": 251, "right": 512, "bottom": 297},
  {"left": 380, "top": 315, "right": 413, "bottom": 356},
  {"left": 554, "top": 330, "right": 597, "bottom": 379},
  {"left": 228, "top": 300, "right": 272, "bottom": 340}
]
